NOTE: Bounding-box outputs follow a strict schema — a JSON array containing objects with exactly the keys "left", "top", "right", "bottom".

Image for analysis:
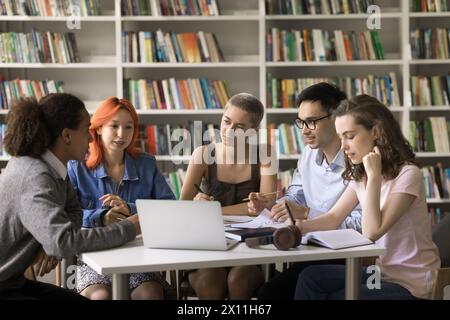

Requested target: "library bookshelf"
[{"left": 1, "top": 0, "right": 450, "bottom": 208}]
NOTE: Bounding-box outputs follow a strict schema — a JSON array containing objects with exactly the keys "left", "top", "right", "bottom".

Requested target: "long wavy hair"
[
  {"left": 334, "top": 95, "right": 417, "bottom": 182},
  {"left": 86, "top": 97, "right": 141, "bottom": 170}
]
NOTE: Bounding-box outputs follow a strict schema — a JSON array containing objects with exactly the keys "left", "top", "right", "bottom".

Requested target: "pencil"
[
  {"left": 285, "top": 203, "right": 295, "bottom": 225},
  {"left": 240, "top": 191, "right": 279, "bottom": 203}
]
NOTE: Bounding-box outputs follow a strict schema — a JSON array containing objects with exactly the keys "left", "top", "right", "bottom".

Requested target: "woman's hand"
[
  {"left": 362, "top": 146, "right": 382, "bottom": 180},
  {"left": 32, "top": 247, "right": 60, "bottom": 277},
  {"left": 193, "top": 192, "right": 214, "bottom": 201},
  {"left": 270, "top": 199, "right": 310, "bottom": 223},
  {"left": 99, "top": 194, "right": 131, "bottom": 216},
  {"left": 102, "top": 208, "right": 130, "bottom": 226}
]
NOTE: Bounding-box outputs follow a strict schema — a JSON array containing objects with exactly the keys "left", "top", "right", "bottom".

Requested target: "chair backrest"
[{"left": 432, "top": 214, "right": 450, "bottom": 268}]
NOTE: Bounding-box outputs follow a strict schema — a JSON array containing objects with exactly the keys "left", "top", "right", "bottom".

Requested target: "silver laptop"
[{"left": 136, "top": 200, "right": 239, "bottom": 250}]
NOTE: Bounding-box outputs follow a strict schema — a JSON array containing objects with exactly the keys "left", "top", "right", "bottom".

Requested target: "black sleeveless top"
[{"left": 202, "top": 144, "right": 260, "bottom": 207}]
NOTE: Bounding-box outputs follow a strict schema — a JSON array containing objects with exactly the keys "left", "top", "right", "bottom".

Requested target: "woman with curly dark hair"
[
  {"left": 293, "top": 95, "right": 440, "bottom": 300},
  {"left": 0, "top": 93, "right": 140, "bottom": 300}
]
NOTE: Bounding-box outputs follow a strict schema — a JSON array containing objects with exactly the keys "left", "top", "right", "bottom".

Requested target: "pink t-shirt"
[{"left": 349, "top": 165, "right": 440, "bottom": 299}]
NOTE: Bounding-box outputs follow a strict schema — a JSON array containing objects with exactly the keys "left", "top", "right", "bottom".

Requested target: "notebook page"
[{"left": 229, "top": 209, "right": 285, "bottom": 229}]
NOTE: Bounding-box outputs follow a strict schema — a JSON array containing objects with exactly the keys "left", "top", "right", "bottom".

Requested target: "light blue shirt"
[{"left": 282, "top": 146, "right": 362, "bottom": 232}]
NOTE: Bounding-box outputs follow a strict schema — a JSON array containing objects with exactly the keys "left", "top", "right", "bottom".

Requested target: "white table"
[{"left": 81, "top": 237, "right": 385, "bottom": 300}]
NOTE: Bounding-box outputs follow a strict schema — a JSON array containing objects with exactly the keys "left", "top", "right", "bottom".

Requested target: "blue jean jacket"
[{"left": 68, "top": 153, "right": 175, "bottom": 228}]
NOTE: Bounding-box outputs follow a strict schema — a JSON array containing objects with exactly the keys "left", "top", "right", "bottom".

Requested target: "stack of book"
[
  {"left": 125, "top": 78, "right": 230, "bottom": 110},
  {"left": 122, "top": 30, "right": 225, "bottom": 63},
  {"left": 267, "top": 73, "right": 400, "bottom": 108},
  {"left": 267, "top": 28, "right": 384, "bottom": 62},
  {"left": 0, "top": 77, "right": 64, "bottom": 110},
  {"left": 0, "top": 29, "right": 80, "bottom": 63}
]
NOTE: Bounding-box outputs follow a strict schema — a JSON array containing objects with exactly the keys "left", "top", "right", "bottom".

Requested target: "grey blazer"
[{"left": 0, "top": 156, "right": 136, "bottom": 288}]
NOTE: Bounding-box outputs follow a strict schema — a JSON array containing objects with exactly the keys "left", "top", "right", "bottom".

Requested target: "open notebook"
[{"left": 302, "top": 229, "right": 373, "bottom": 250}]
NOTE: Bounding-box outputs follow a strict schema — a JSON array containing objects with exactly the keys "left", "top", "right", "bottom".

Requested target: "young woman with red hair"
[{"left": 67, "top": 97, "right": 175, "bottom": 300}]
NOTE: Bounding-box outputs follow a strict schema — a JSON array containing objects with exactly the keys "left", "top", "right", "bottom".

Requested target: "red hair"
[{"left": 86, "top": 97, "right": 141, "bottom": 170}]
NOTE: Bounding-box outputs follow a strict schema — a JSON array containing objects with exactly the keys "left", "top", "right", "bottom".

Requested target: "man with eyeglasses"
[{"left": 252, "top": 82, "right": 362, "bottom": 300}]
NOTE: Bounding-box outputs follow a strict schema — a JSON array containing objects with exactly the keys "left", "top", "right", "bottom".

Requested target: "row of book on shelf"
[
  {"left": 267, "top": 28, "right": 384, "bottom": 62},
  {"left": 266, "top": 0, "right": 450, "bottom": 14},
  {"left": 2, "top": 0, "right": 450, "bottom": 18},
  {"left": 267, "top": 73, "right": 401, "bottom": 109},
  {"left": 422, "top": 164, "right": 450, "bottom": 200},
  {"left": 265, "top": 0, "right": 376, "bottom": 15},
  {"left": 411, "top": 75, "right": 450, "bottom": 107},
  {"left": 410, "top": 117, "right": 450, "bottom": 153},
  {"left": 134, "top": 122, "right": 305, "bottom": 158},
  {"left": 2, "top": 73, "right": 449, "bottom": 112},
  {"left": 121, "top": 0, "right": 220, "bottom": 16},
  {"left": 0, "top": 30, "right": 80, "bottom": 64},
  {"left": 3, "top": 28, "right": 450, "bottom": 66},
  {"left": 268, "top": 123, "right": 305, "bottom": 156},
  {"left": 125, "top": 78, "right": 231, "bottom": 110},
  {"left": 0, "top": 78, "right": 64, "bottom": 110},
  {"left": 135, "top": 123, "right": 220, "bottom": 156},
  {"left": 410, "top": 28, "right": 450, "bottom": 60},
  {"left": 412, "top": 0, "right": 450, "bottom": 12},
  {"left": 122, "top": 30, "right": 225, "bottom": 63},
  {"left": 0, "top": 0, "right": 101, "bottom": 16}
]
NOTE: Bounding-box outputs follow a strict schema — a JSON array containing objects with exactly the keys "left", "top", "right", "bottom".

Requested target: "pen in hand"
[
  {"left": 285, "top": 203, "right": 296, "bottom": 225},
  {"left": 241, "top": 191, "right": 279, "bottom": 203}
]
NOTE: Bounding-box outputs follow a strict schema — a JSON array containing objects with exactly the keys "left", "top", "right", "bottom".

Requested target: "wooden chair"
[{"left": 431, "top": 214, "right": 450, "bottom": 300}]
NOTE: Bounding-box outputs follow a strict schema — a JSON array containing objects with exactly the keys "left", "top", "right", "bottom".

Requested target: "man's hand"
[
  {"left": 270, "top": 199, "right": 309, "bottom": 223},
  {"left": 32, "top": 247, "right": 60, "bottom": 277},
  {"left": 247, "top": 192, "right": 276, "bottom": 215}
]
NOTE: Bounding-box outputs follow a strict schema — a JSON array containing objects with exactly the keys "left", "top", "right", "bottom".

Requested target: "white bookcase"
[{"left": 1, "top": 0, "right": 450, "bottom": 203}]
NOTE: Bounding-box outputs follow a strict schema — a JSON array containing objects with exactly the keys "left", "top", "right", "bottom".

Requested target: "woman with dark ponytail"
[{"left": 0, "top": 93, "right": 140, "bottom": 300}]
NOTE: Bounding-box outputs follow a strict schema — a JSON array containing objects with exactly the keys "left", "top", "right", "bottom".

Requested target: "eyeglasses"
[{"left": 294, "top": 114, "right": 330, "bottom": 130}]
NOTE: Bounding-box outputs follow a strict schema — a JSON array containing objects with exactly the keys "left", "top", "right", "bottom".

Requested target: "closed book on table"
[{"left": 225, "top": 227, "right": 276, "bottom": 242}]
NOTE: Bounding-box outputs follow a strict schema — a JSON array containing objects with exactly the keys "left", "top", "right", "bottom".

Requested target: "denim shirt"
[{"left": 67, "top": 153, "right": 175, "bottom": 228}]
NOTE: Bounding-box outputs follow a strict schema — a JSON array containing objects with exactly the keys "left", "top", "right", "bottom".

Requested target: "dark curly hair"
[
  {"left": 334, "top": 95, "right": 417, "bottom": 182},
  {"left": 4, "top": 93, "right": 86, "bottom": 158}
]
